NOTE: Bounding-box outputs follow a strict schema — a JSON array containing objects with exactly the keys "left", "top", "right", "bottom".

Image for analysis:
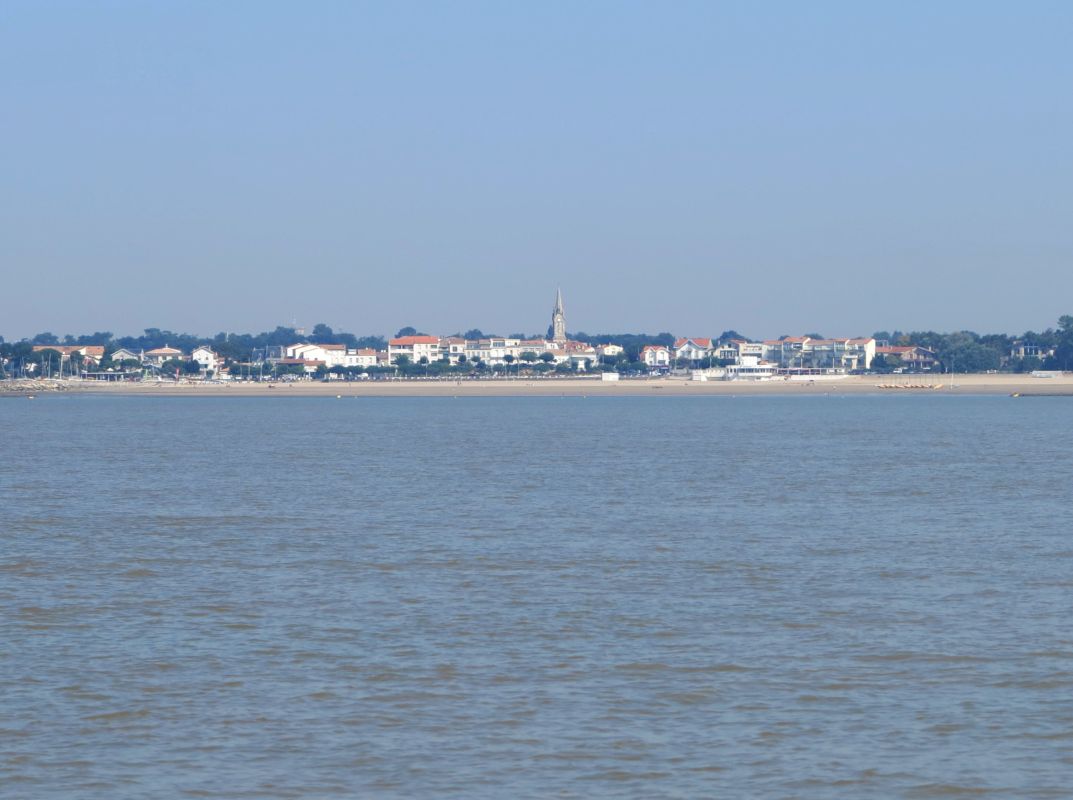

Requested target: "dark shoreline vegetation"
[{"left": 2, "top": 316, "right": 1072, "bottom": 379}]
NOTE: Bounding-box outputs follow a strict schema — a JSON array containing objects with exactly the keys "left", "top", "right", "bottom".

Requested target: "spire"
[{"left": 551, "top": 287, "right": 567, "bottom": 343}]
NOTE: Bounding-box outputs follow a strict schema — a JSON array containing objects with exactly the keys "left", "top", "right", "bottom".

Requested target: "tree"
[
  {"left": 1054, "top": 315, "right": 1073, "bottom": 370},
  {"left": 717, "top": 330, "right": 749, "bottom": 342},
  {"left": 311, "top": 323, "right": 334, "bottom": 343},
  {"left": 539, "top": 352, "right": 554, "bottom": 363},
  {"left": 463, "top": 329, "right": 485, "bottom": 339},
  {"left": 520, "top": 351, "right": 537, "bottom": 364},
  {"left": 396, "top": 326, "right": 418, "bottom": 338},
  {"left": 393, "top": 355, "right": 411, "bottom": 368}
]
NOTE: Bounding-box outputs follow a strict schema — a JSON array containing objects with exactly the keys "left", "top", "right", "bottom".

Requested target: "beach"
[{"left": 6, "top": 373, "right": 1072, "bottom": 397}]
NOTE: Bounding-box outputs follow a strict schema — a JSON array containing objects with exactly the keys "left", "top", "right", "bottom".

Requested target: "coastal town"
[{"left": 1, "top": 290, "right": 1069, "bottom": 385}]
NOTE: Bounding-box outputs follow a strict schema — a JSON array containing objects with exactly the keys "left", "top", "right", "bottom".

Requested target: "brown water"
[{"left": 2, "top": 395, "right": 1072, "bottom": 798}]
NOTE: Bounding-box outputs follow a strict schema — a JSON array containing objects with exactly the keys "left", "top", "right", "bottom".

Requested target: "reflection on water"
[{"left": 2, "top": 395, "right": 1072, "bottom": 798}]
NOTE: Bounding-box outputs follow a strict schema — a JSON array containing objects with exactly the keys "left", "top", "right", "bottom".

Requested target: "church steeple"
[{"left": 552, "top": 287, "right": 567, "bottom": 343}]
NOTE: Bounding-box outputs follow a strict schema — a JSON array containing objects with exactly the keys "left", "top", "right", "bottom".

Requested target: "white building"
[
  {"left": 345, "top": 348, "right": 380, "bottom": 369},
  {"left": 191, "top": 346, "right": 219, "bottom": 374},
  {"left": 762, "top": 337, "right": 876, "bottom": 372},
  {"left": 388, "top": 335, "right": 441, "bottom": 365},
  {"left": 109, "top": 348, "right": 143, "bottom": 364},
  {"left": 723, "top": 356, "right": 777, "bottom": 380},
  {"left": 144, "top": 345, "right": 185, "bottom": 365},
  {"left": 640, "top": 345, "right": 671, "bottom": 369},
  {"left": 285, "top": 343, "right": 348, "bottom": 368},
  {"left": 674, "top": 338, "right": 714, "bottom": 363}
]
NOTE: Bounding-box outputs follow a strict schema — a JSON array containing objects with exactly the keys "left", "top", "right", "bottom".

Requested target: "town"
[{"left": 2, "top": 291, "right": 1070, "bottom": 383}]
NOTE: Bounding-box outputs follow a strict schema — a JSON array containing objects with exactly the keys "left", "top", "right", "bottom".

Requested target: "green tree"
[{"left": 1053, "top": 315, "right": 1073, "bottom": 370}]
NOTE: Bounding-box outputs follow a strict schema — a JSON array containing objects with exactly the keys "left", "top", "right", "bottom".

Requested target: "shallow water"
[{"left": 2, "top": 395, "right": 1072, "bottom": 798}]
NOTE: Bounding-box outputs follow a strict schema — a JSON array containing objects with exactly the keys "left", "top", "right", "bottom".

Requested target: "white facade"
[
  {"left": 641, "top": 346, "right": 671, "bottom": 368},
  {"left": 345, "top": 349, "right": 380, "bottom": 369},
  {"left": 674, "top": 338, "right": 714, "bottom": 363},
  {"left": 388, "top": 336, "right": 441, "bottom": 364},
  {"left": 191, "top": 346, "right": 219, "bottom": 373},
  {"left": 286, "top": 343, "right": 347, "bottom": 368}
]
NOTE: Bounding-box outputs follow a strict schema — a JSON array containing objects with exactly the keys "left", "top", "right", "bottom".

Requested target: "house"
[
  {"left": 440, "top": 337, "right": 467, "bottom": 364},
  {"left": 640, "top": 345, "right": 671, "bottom": 369},
  {"left": 144, "top": 345, "right": 185, "bottom": 365},
  {"left": 109, "top": 348, "right": 142, "bottom": 364},
  {"left": 876, "top": 345, "right": 938, "bottom": 371},
  {"left": 715, "top": 339, "right": 764, "bottom": 362},
  {"left": 388, "top": 335, "right": 441, "bottom": 365},
  {"left": 596, "top": 343, "right": 625, "bottom": 359},
  {"left": 674, "top": 338, "right": 714, "bottom": 364},
  {"left": 191, "top": 346, "right": 219, "bottom": 374},
  {"left": 31, "top": 345, "right": 106, "bottom": 366},
  {"left": 1009, "top": 341, "right": 1055, "bottom": 362},
  {"left": 345, "top": 348, "right": 379, "bottom": 369},
  {"left": 285, "top": 343, "right": 348, "bottom": 368}
]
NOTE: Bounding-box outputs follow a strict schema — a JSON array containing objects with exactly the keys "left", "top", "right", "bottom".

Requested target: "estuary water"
[{"left": 2, "top": 394, "right": 1072, "bottom": 799}]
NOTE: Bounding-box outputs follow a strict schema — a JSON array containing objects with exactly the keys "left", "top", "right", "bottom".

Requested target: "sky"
[{"left": 2, "top": 1, "right": 1071, "bottom": 341}]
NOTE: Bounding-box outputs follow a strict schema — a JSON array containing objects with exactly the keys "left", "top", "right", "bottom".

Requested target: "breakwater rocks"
[{"left": 0, "top": 379, "right": 74, "bottom": 396}]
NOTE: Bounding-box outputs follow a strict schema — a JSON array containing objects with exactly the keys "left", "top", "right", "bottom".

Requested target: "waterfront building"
[
  {"left": 109, "top": 348, "right": 142, "bottom": 364},
  {"left": 640, "top": 345, "right": 671, "bottom": 369},
  {"left": 388, "top": 335, "right": 441, "bottom": 365},
  {"left": 31, "top": 344, "right": 106, "bottom": 366},
  {"left": 190, "top": 346, "right": 219, "bottom": 373},
  {"left": 876, "top": 345, "right": 938, "bottom": 371},
  {"left": 762, "top": 337, "right": 876, "bottom": 372},
  {"left": 674, "top": 338, "right": 714, "bottom": 364},
  {"left": 144, "top": 345, "right": 185, "bottom": 365}
]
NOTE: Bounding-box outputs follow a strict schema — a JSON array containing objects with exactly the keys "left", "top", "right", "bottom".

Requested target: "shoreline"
[{"left": 4, "top": 374, "right": 1073, "bottom": 398}]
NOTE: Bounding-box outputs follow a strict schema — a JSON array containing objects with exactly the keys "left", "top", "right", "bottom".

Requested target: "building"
[
  {"left": 762, "top": 337, "right": 876, "bottom": 372},
  {"left": 674, "top": 338, "right": 714, "bottom": 364},
  {"left": 345, "top": 348, "right": 380, "bottom": 369},
  {"left": 876, "top": 345, "right": 938, "bottom": 371},
  {"left": 191, "top": 346, "right": 219, "bottom": 374},
  {"left": 640, "top": 345, "right": 671, "bottom": 369},
  {"left": 1009, "top": 341, "right": 1055, "bottom": 362},
  {"left": 144, "top": 345, "right": 185, "bottom": 365},
  {"left": 285, "top": 343, "right": 348, "bottom": 368},
  {"left": 109, "top": 348, "right": 142, "bottom": 364},
  {"left": 31, "top": 345, "right": 106, "bottom": 366},
  {"left": 551, "top": 288, "right": 567, "bottom": 344},
  {"left": 388, "top": 335, "right": 441, "bottom": 365}
]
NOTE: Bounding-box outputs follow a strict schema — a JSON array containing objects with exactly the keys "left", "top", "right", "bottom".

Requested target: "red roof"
[
  {"left": 389, "top": 336, "right": 440, "bottom": 346},
  {"left": 674, "top": 338, "right": 712, "bottom": 348}
]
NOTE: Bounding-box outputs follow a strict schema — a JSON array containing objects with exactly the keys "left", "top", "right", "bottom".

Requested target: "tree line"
[{"left": 2, "top": 316, "right": 1072, "bottom": 375}]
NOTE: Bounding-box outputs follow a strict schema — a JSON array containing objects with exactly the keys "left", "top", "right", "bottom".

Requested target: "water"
[{"left": 2, "top": 394, "right": 1072, "bottom": 798}]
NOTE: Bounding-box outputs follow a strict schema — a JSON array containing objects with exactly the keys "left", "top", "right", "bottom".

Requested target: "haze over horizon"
[{"left": 3, "top": 1, "right": 1071, "bottom": 342}]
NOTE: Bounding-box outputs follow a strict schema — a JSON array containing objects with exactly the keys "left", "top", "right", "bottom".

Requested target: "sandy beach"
[{"left": 6, "top": 373, "right": 1072, "bottom": 398}]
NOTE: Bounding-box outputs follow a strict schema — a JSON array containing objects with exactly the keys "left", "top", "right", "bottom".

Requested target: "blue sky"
[{"left": 2, "top": 1, "right": 1071, "bottom": 340}]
